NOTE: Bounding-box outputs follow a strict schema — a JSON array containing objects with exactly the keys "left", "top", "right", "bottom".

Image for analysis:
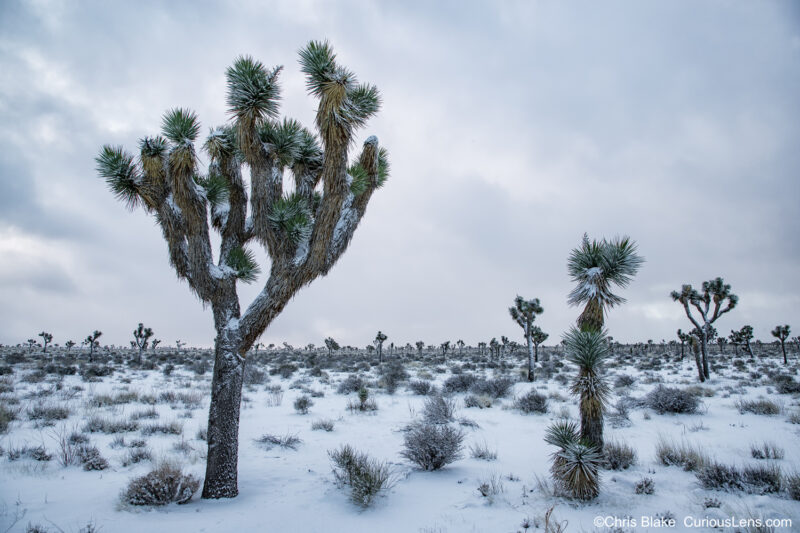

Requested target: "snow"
[{"left": 1, "top": 352, "right": 799, "bottom": 532}]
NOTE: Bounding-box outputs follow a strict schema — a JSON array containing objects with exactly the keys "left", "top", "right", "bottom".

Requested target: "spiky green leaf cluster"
[
  {"left": 96, "top": 146, "right": 141, "bottom": 209},
  {"left": 161, "top": 108, "right": 200, "bottom": 144},
  {"left": 258, "top": 118, "right": 302, "bottom": 167},
  {"left": 226, "top": 246, "right": 260, "bottom": 283},
  {"left": 204, "top": 127, "right": 237, "bottom": 160},
  {"left": 349, "top": 147, "right": 390, "bottom": 196},
  {"left": 196, "top": 173, "right": 229, "bottom": 208},
  {"left": 267, "top": 194, "right": 312, "bottom": 245},
  {"left": 544, "top": 419, "right": 580, "bottom": 450},
  {"left": 226, "top": 56, "right": 282, "bottom": 123},
  {"left": 563, "top": 327, "right": 610, "bottom": 370},
  {"left": 567, "top": 233, "right": 644, "bottom": 309},
  {"left": 555, "top": 442, "right": 602, "bottom": 500}
]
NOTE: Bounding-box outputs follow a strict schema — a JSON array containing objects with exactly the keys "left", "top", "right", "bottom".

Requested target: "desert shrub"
[
  {"left": 408, "top": 380, "right": 436, "bottom": 396},
  {"left": 0, "top": 366, "right": 12, "bottom": 375},
  {"left": 265, "top": 385, "right": 283, "bottom": 407},
  {"left": 750, "top": 441, "right": 785, "bottom": 460},
  {"left": 0, "top": 403, "right": 18, "bottom": 433},
  {"left": 742, "top": 463, "right": 782, "bottom": 494},
  {"left": 69, "top": 432, "right": 89, "bottom": 445},
  {"left": 271, "top": 363, "right": 298, "bottom": 379},
  {"left": 83, "top": 416, "right": 139, "bottom": 434},
  {"left": 243, "top": 364, "right": 268, "bottom": 386},
  {"left": 607, "top": 399, "right": 633, "bottom": 428},
  {"left": 27, "top": 403, "right": 70, "bottom": 423},
  {"left": 311, "top": 419, "right": 335, "bottom": 432},
  {"left": 635, "top": 477, "right": 654, "bottom": 494},
  {"left": 514, "top": 390, "right": 548, "bottom": 414},
  {"left": 469, "top": 377, "right": 514, "bottom": 399},
  {"left": 401, "top": 421, "right": 464, "bottom": 470},
  {"left": 379, "top": 361, "right": 408, "bottom": 394},
  {"left": 443, "top": 373, "right": 478, "bottom": 394},
  {"left": 192, "top": 360, "right": 208, "bottom": 375},
  {"left": 469, "top": 440, "right": 497, "bottom": 461},
  {"left": 786, "top": 471, "right": 800, "bottom": 500},
  {"left": 787, "top": 411, "right": 800, "bottom": 424},
  {"left": 254, "top": 432, "right": 301, "bottom": 450},
  {"left": 464, "top": 394, "right": 492, "bottom": 409},
  {"left": 122, "top": 447, "right": 153, "bottom": 467},
  {"left": 603, "top": 440, "right": 637, "bottom": 470},
  {"left": 646, "top": 386, "right": 699, "bottom": 414},
  {"left": 25, "top": 524, "right": 49, "bottom": 533},
  {"left": 773, "top": 374, "right": 800, "bottom": 394},
  {"left": 80, "top": 365, "right": 113, "bottom": 380},
  {"left": 77, "top": 445, "right": 109, "bottom": 471},
  {"left": 735, "top": 398, "right": 781, "bottom": 415},
  {"left": 293, "top": 395, "right": 313, "bottom": 414},
  {"left": 347, "top": 387, "right": 378, "bottom": 413},
  {"left": 614, "top": 374, "right": 636, "bottom": 388},
  {"left": 684, "top": 385, "right": 715, "bottom": 398},
  {"left": 476, "top": 473, "right": 505, "bottom": 502},
  {"left": 337, "top": 374, "right": 365, "bottom": 394},
  {"left": 8, "top": 445, "right": 52, "bottom": 462},
  {"left": 329, "top": 444, "right": 393, "bottom": 507},
  {"left": 131, "top": 407, "right": 159, "bottom": 420},
  {"left": 655, "top": 437, "right": 708, "bottom": 471},
  {"left": 122, "top": 461, "right": 200, "bottom": 506},
  {"left": 697, "top": 461, "right": 743, "bottom": 491},
  {"left": 423, "top": 394, "right": 457, "bottom": 424},
  {"left": 140, "top": 421, "right": 183, "bottom": 436}
]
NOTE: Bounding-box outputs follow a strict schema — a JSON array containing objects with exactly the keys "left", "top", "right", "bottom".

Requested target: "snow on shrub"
[{"left": 122, "top": 461, "right": 200, "bottom": 506}]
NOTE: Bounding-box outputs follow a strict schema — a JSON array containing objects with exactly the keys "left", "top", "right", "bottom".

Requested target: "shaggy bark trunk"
[
  {"left": 700, "top": 329, "right": 710, "bottom": 379},
  {"left": 781, "top": 341, "right": 787, "bottom": 364},
  {"left": 203, "top": 328, "right": 245, "bottom": 498},
  {"left": 581, "top": 407, "right": 604, "bottom": 451},
  {"left": 526, "top": 324, "right": 534, "bottom": 382}
]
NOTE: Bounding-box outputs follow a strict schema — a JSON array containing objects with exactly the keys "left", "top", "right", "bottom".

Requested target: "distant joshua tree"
[
  {"left": 440, "top": 340, "right": 450, "bottom": 360},
  {"left": 489, "top": 338, "right": 501, "bottom": 359},
  {"left": 84, "top": 330, "right": 102, "bottom": 362},
  {"left": 671, "top": 278, "right": 737, "bottom": 382},
  {"left": 456, "top": 339, "right": 465, "bottom": 354},
  {"left": 676, "top": 329, "right": 691, "bottom": 360},
  {"left": 771, "top": 325, "right": 791, "bottom": 364},
  {"left": 65, "top": 340, "right": 76, "bottom": 353},
  {"left": 509, "top": 295, "right": 544, "bottom": 382},
  {"left": 324, "top": 337, "right": 340, "bottom": 355},
  {"left": 38, "top": 331, "right": 53, "bottom": 353},
  {"left": 531, "top": 326, "right": 549, "bottom": 363},
  {"left": 415, "top": 341, "right": 424, "bottom": 358},
  {"left": 96, "top": 41, "right": 387, "bottom": 499},
  {"left": 716, "top": 335, "right": 725, "bottom": 355},
  {"left": 151, "top": 339, "right": 162, "bottom": 351},
  {"left": 132, "top": 323, "right": 154, "bottom": 363},
  {"left": 374, "top": 331, "right": 388, "bottom": 363},
  {"left": 565, "top": 233, "right": 643, "bottom": 452},
  {"left": 477, "top": 341, "right": 486, "bottom": 356},
  {"left": 26, "top": 339, "right": 37, "bottom": 353},
  {"left": 729, "top": 326, "right": 754, "bottom": 357}
]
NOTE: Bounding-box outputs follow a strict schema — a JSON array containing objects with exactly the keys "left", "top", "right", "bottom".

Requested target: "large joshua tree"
[
  {"left": 670, "top": 278, "right": 737, "bottom": 382},
  {"left": 565, "top": 234, "right": 643, "bottom": 450},
  {"left": 95, "top": 42, "right": 389, "bottom": 499},
  {"left": 509, "top": 295, "right": 544, "bottom": 382},
  {"left": 771, "top": 324, "right": 791, "bottom": 365}
]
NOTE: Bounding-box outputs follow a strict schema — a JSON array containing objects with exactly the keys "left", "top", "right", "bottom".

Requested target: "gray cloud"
[{"left": 0, "top": 0, "right": 798, "bottom": 347}]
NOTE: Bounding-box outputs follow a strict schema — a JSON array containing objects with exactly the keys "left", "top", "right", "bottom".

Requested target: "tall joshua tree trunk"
[{"left": 97, "top": 42, "right": 389, "bottom": 499}]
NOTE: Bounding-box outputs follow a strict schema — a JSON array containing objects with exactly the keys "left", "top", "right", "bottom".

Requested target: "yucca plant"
[
  {"left": 84, "top": 330, "right": 102, "bottom": 362},
  {"left": 671, "top": 278, "right": 738, "bottom": 382},
  {"left": 771, "top": 325, "right": 791, "bottom": 365},
  {"left": 38, "top": 331, "right": 53, "bottom": 354},
  {"left": 374, "top": 331, "right": 388, "bottom": 363},
  {"left": 544, "top": 419, "right": 602, "bottom": 500},
  {"left": 131, "top": 323, "right": 154, "bottom": 364},
  {"left": 96, "top": 41, "right": 388, "bottom": 499},
  {"left": 567, "top": 233, "right": 644, "bottom": 334},
  {"left": 509, "top": 295, "right": 544, "bottom": 382},
  {"left": 563, "top": 328, "right": 611, "bottom": 449}
]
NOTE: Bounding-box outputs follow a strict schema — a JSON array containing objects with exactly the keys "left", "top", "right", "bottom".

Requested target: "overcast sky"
[{"left": 1, "top": 0, "right": 798, "bottom": 349}]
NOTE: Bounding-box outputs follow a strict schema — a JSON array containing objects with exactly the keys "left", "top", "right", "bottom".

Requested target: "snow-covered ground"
[{"left": 1, "top": 347, "right": 798, "bottom": 533}]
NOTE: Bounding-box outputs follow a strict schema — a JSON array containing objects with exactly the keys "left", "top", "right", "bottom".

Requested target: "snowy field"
[{"left": 1, "top": 345, "right": 799, "bottom": 533}]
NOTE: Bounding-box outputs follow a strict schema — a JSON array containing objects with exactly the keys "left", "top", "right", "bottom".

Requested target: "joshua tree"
[
  {"left": 738, "top": 325, "right": 754, "bottom": 357},
  {"left": 176, "top": 340, "right": 186, "bottom": 352},
  {"left": 132, "top": 323, "right": 154, "bottom": 363},
  {"left": 26, "top": 339, "right": 37, "bottom": 353},
  {"left": 95, "top": 41, "right": 388, "bottom": 499},
  {"left": 477, "top": 341, "right": 486, "bottom": 356},
  {"left": 440, "top": 340, "right": 450, "bottom": 360},
  {"left": 716, "top": 336, "right": 726, "bottom": 355},
  {"left": 151, "top": 339, "right": 161, "bottom": 351},
  {"left": 671, "top": 278, "right": 737, "bottom": 382},
  {"left": 374, "top": 331, "right": 388, "bottom": 363},
  {"left": 65, "top": 340, "right": 76, "bottom": 353},
  {"left": 544, "top": 419, "right": 602, "bottom": 500},
  {"left": 509, "top": 295, "right": 544, "bottom": 382},
  {"left": 324, "top": 337, "right": 340, "bottom": 356},
  {"left": 415, "top": 341, "right": 424, "bottom": 357},
  {"left": 531, "top": 326, "right": 549, "bottom": 363},
  {"left": 38, "top": 331, "right": 53, "bottom": 353},
  {"left": 567, "top": 234, "right": 644, "bottom": 333},
  {"left": 489, "top": 338, "right": 501, "bottom": 359},
  {"left": 676, "top": 329, "right": 691, "bottom": 360},
  {"left": 500, "top": 335, "right": 509, "bottom": 358},
  {"left": 771, "top": 324, "right": 791, "bottom": 364},
  {"left": 456, "top": 339, "right": 465, "bottom": 354},
  {"left": 84, "top": 330, "right": 102, "bottom": 362},
  {"left": 565, "top": 234, "right": 642, "bottom": 451}
]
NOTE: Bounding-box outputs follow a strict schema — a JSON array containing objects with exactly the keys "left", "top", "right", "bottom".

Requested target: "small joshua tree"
[
  {"left": 324, "top": 337, "right": 340, "bottom": 356},
  {"left": 440, "top": 341, "right": 450, "bottom": 360},
  {"left": 671, "top": 278, "right": 737, "bottom": 382},
  {"left": 26, "top": 338, "right": 37, "bottom": 353},
  {"left": 676, "top": 329, "right": 691, "bottom": 360},
  {"left": 509, "top": 295, "right": 544, "bottom": 382},
  {"left": 456, "top": 339, "right": 465, "bottom": 354},
  {"left": 151, "top": 339, "right": 161, "bottom": 351},
  {"left": 374, "top": 331, "right": 388, "bottom": 363},
  {"left": 738, "top": 325, "right": 754, "bottom": 357},
  {"left": 489, "top": 338, "right": 501, "bottom": 359},
  {"left": 716, "top": 336, "right": 726, "bottom": 355},
  {"left": 65, "top": 340, "right": 76, "bottom": 353},
  {"left": 84, "top": 330, "right": 102, "bottom": 362},
  {"left": 477, "top": 341, "right": 486, "bottom": 356},
  {"left": 38, "top": 332, "right": 53, "bottom": 353},
  {"left": 96, "top": 41, "right": 388, "bottom": 498},
  {"left": 544, "top": 419, "right": 602, "bottom": 500},
  {"left": 531, "top": 326, "right": 549, "bottom": 363},
  {"left": 771, "top": 325, "right": 791, "bottom": 365},
  {"left": 132, "top": 323, "right": 154, "bottom": 364},
  {"left": 566, "top": 234, "right": 643, "bottom": 450},
  {"left": 415, "top": 341, "right": 424, "bottom": 358}
]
